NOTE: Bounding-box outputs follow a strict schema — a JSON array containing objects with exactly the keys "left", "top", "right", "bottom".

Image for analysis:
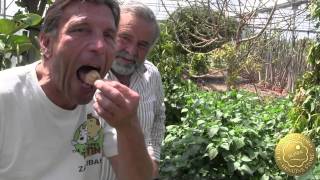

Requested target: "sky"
[
  {"left": 0, "top": 0, "right": 17, "bottom": 17},
  {"left": 0, "top": 0, "right": 316, "bottom": 38},
  {"left": 0, "top": 0, "right": 302, "bottom": 18}
]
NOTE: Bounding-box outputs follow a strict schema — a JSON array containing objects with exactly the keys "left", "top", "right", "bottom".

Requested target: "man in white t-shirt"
[{"left": 0, "top": 0, "right": 152, "bottom": 180}]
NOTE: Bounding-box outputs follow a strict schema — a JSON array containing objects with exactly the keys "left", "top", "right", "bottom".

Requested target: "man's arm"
[
  {"left": 94, "top": 80, "right": 153, "bottom": 180},
  {"left": 109, "top": 119, "right": 152, "bottom": 180}
]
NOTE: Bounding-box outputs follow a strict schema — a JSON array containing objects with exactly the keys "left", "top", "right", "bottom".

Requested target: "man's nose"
[
  {"left": 89, "top": 34, "right": 106, "bottom": 54},
  {"left": 125, "top": 44, "right": 138, "bottom": 57}
]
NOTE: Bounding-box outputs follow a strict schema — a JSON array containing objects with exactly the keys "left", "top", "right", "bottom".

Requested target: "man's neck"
[
  {"left": 111, "top": 70, "right": 131, "bottom": 87},
  {"left": 36, "top": 62, "right": 77, "bottom": 110}
]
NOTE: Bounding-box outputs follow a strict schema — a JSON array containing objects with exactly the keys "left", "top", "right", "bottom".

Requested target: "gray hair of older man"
[{"left": 121, "top": 1, "right": 160, "bottom": 45}]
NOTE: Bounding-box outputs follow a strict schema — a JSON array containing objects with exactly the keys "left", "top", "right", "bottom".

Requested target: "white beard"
[
  {"left": 111, "top": 59, "right": 142, "bottom": 76},
  {"left": 111, "top": 59, "right": 137, "bottom": 75}
]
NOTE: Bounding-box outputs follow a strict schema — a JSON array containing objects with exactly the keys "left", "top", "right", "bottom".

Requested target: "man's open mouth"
[{"left": 77, "top": 66, "right": 100, "bottom": 85}]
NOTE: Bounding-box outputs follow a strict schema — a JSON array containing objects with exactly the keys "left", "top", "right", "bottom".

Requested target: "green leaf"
[
  {"left": 7, "top": 35, "right": 32, "bottom": 53},
  {"left": 8, "top": 35, "right": 30, "bottom": 44},
  {"left": 0, "top": 13, "right": 41, "bottom": 35},
  {"left": 0, "top": 39, "right": 4, "bottom": 51},
  {"left": 237, "top": 94, "right": 243, "bottom": 99},
  {"left": 230, "top": 117, "right": 241, "bottom": 123},
  {"left": 224, "top": 154, "right": 235, "bottom": 161},
  {"left": 220, "top": 142, "right": 230, "bottom": 150},
  {"left": 216, "top": 110, "right": 223, "bottom": 119},
  {"left": 208, "top": 147, "right": 218, "bottom": 160},
  {"left": 0, "top": 19, "right": 16, "bottom": 34},
  {"left": 259, "top": 151, "right": 268, "bottom": 159},
  {"left": 261, "top": 174, "right": 270, "bottom": 180},
  {"left": 233, "top": 137, "right": 245, "bottom": 150},
  {"left": 197, "top": 120, "right": 206, "bottom": 126},
  {"left": 241, "top": 155, "right": 252, "bottom": 162},
  {"left": 234, "top": 161, "right": 241, "bottom": 170},
  {"left": 14, "top": 13, "right": 42, "bottom": 28},
  {"left": 240, "top": 164, "right": 253, "bottom": 175},
  {"left": 208, "top": 126, "right": 219, "bottom": 137},
  {"left": 227, "top": 161, "right": 235, "bottom": 175},
  {"left": 295, "top": 167, "right": 316, "bottom": 180},
  {"left": 310, "top": 101, "right": 315, "bottom": 112},
  {"left": 181, "top": 108, "right": 188, "bottom": 113}
]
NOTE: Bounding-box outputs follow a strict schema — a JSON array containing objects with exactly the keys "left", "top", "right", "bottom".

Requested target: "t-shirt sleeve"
[{"left": 102, "top": 120, "right": 118, "bottom": 157}]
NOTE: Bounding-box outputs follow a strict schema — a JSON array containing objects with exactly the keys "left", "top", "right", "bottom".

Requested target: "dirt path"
[{"left": 191, "top": 69, "right": 288, "bottom": 97}]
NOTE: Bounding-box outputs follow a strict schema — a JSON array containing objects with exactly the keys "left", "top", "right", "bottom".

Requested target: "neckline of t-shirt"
[{"left": 29, "top": 61, "right": 82, "bottom": 116}]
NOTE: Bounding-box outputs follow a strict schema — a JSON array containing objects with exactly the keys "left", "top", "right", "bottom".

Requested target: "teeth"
[{"left": 82, "top": 70, "right": 101, "bottom": 85}]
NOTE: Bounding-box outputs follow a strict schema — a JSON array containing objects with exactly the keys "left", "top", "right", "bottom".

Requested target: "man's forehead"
[
  {"left": 64, "top": 15, "right": 94, "bottom": 27},
  {"left": 61, "top": 2, "right": 112, "bottom": 22},
  {"left": 58, "top": 3, "right": 116, "bottom": 30},
  {"left": 118, "top": 13, "right": 155, "bottom": 41}
]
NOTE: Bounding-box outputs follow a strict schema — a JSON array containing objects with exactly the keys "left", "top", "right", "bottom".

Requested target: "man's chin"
[
  {"left": 79, "top": 99, "right": 93, "bottom": 105},
  {"left": 111, "top": 66, "right": 135, "bottom": 76},
  {"left": 77, "top": 93, "right": 95, "bottom": 105}
]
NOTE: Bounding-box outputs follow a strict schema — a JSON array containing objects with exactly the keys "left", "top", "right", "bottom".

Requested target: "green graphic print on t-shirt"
[{"left": 71, "top": 114, "right": 104, "bottom": 158}]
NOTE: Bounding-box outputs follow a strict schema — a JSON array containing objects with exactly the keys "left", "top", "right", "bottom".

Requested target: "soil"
[{"left": 190, "top": 69, "right": 288, "bottom": 97}]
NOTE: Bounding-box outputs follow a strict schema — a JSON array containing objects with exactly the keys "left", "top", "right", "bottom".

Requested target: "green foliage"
[
  {"left": 210, "top": 43, "right": 237, "bottom": 87},
  {"left": 163, "top": 80, "right": 198, "bottom": 125},
  {"left": 310, "top": 0, "right": 320, "bottom": 28},
  {"left": 149, "top": 23, "right": 188, "bottom": 82},
  {"left": 150, "top": 22, "right": 211, "bottom": 76},
  {"left": 149, "top": 23, "right": 194, "bottom": 125},
  {"left": 296, "top": 163, "right": 320, "bottom": 180},
  {"left": 149, "top": 22, "right": 214, "bottom": 124},
  {"left": 0, "top": 13, "right": 42, "bottom": 70},
  {"left": 289, "top": 86, "right": 320, "bottom": 137},
  {"left": 288, "top": 0, "right": 320, "bottom": 143},
  {"left": 150, "top": 4, "right": 319, "bottom": 179},
  {"left": 160, "top": 90, "right": 293, "bottom": 179},
  {"left": 148, "top": 5, "right": 240, "bottom": 77},
  {"left": 171, "top": 5, "right": 237, "bottom": 53},
  {"left": 0, "top": 14, "right": 41, "bottom": 35},
  {"left": 190, "top": 53, "right": 211, "bottom": 75},
  {"left": 296, "top": 43, "right": 320, "bottom": 88},
  {"left": 284, "top": 2, "right": 320, "bottom": 177}
]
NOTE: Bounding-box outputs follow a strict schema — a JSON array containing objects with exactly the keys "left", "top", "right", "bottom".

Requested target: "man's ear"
[{"left": 39, "top": 32, "right": 53, "bottom": 60}]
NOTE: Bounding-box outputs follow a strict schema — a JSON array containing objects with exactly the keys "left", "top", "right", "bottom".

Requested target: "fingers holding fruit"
[{"left": 93, "top": 80, "right": 140, "bottom": 129}]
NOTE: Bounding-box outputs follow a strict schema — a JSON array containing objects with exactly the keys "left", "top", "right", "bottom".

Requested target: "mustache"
[{"left": 115, "top": 50, "right": 137, "bottom": 62}]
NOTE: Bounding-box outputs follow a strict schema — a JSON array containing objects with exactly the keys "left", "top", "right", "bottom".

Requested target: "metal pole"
[{"left": 3, "top": 0, "right": 6, "bottom": 18}]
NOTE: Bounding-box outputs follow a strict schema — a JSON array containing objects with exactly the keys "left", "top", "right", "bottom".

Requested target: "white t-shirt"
[{"left": 0, "top": 62, "right": 117, "bottom": 180}]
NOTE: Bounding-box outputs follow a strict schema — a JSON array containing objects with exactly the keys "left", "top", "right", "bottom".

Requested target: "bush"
[{"left": 160, "top": 90, "right": 293, "bottom": 179}]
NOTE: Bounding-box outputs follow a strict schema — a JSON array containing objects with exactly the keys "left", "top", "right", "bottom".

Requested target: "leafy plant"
[
  {"left": 287, "top": 0, "right": 320, "bottom": 157},
  {"left": 0, "top": 13, "right": 42, "bottom": 70},
  {"left": 160, "top": 90, "right": 293, "bottom": 179},
  {"left": 169, "top": 5, "right": 237, "bottom": 53}
]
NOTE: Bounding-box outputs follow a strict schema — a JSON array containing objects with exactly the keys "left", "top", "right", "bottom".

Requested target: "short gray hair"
[{"left": 120, "top": 1, "right": 160, "bottom": 45}]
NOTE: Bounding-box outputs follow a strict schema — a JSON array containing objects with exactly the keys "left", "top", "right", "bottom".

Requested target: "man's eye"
[
  {"left": 104, "top": 32, "right": 114, "bottom": 39},
  {"left": 118, "top": 35, "right": 131, "bottom": 42},
  {"left": 72, "top": 27, "right": 87, "bottom": 33},
  {"left": 138, "top": 43, "right": 149, "bottom": 50}
]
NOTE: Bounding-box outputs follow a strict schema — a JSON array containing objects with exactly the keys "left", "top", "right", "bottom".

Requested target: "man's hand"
[
  {"left": 93, "top": 79, "right": 153, "bottom": 180},
  {"left": 93, "top": 80, "right": 139, "bottom": 129}
]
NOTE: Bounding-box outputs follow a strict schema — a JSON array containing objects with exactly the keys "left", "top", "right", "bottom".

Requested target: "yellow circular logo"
[{"left": 275, "top": 133, "right": 317, "bottom": 176}]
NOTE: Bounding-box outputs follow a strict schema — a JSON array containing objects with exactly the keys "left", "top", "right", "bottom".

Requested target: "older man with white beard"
[{"left": 102, "top": 2, "right": 166, "bottom": 180}]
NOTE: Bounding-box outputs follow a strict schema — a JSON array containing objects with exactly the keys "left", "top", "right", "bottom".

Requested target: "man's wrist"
[{"left": 116, "top": 116, "right": 140, "bottom": 133}]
